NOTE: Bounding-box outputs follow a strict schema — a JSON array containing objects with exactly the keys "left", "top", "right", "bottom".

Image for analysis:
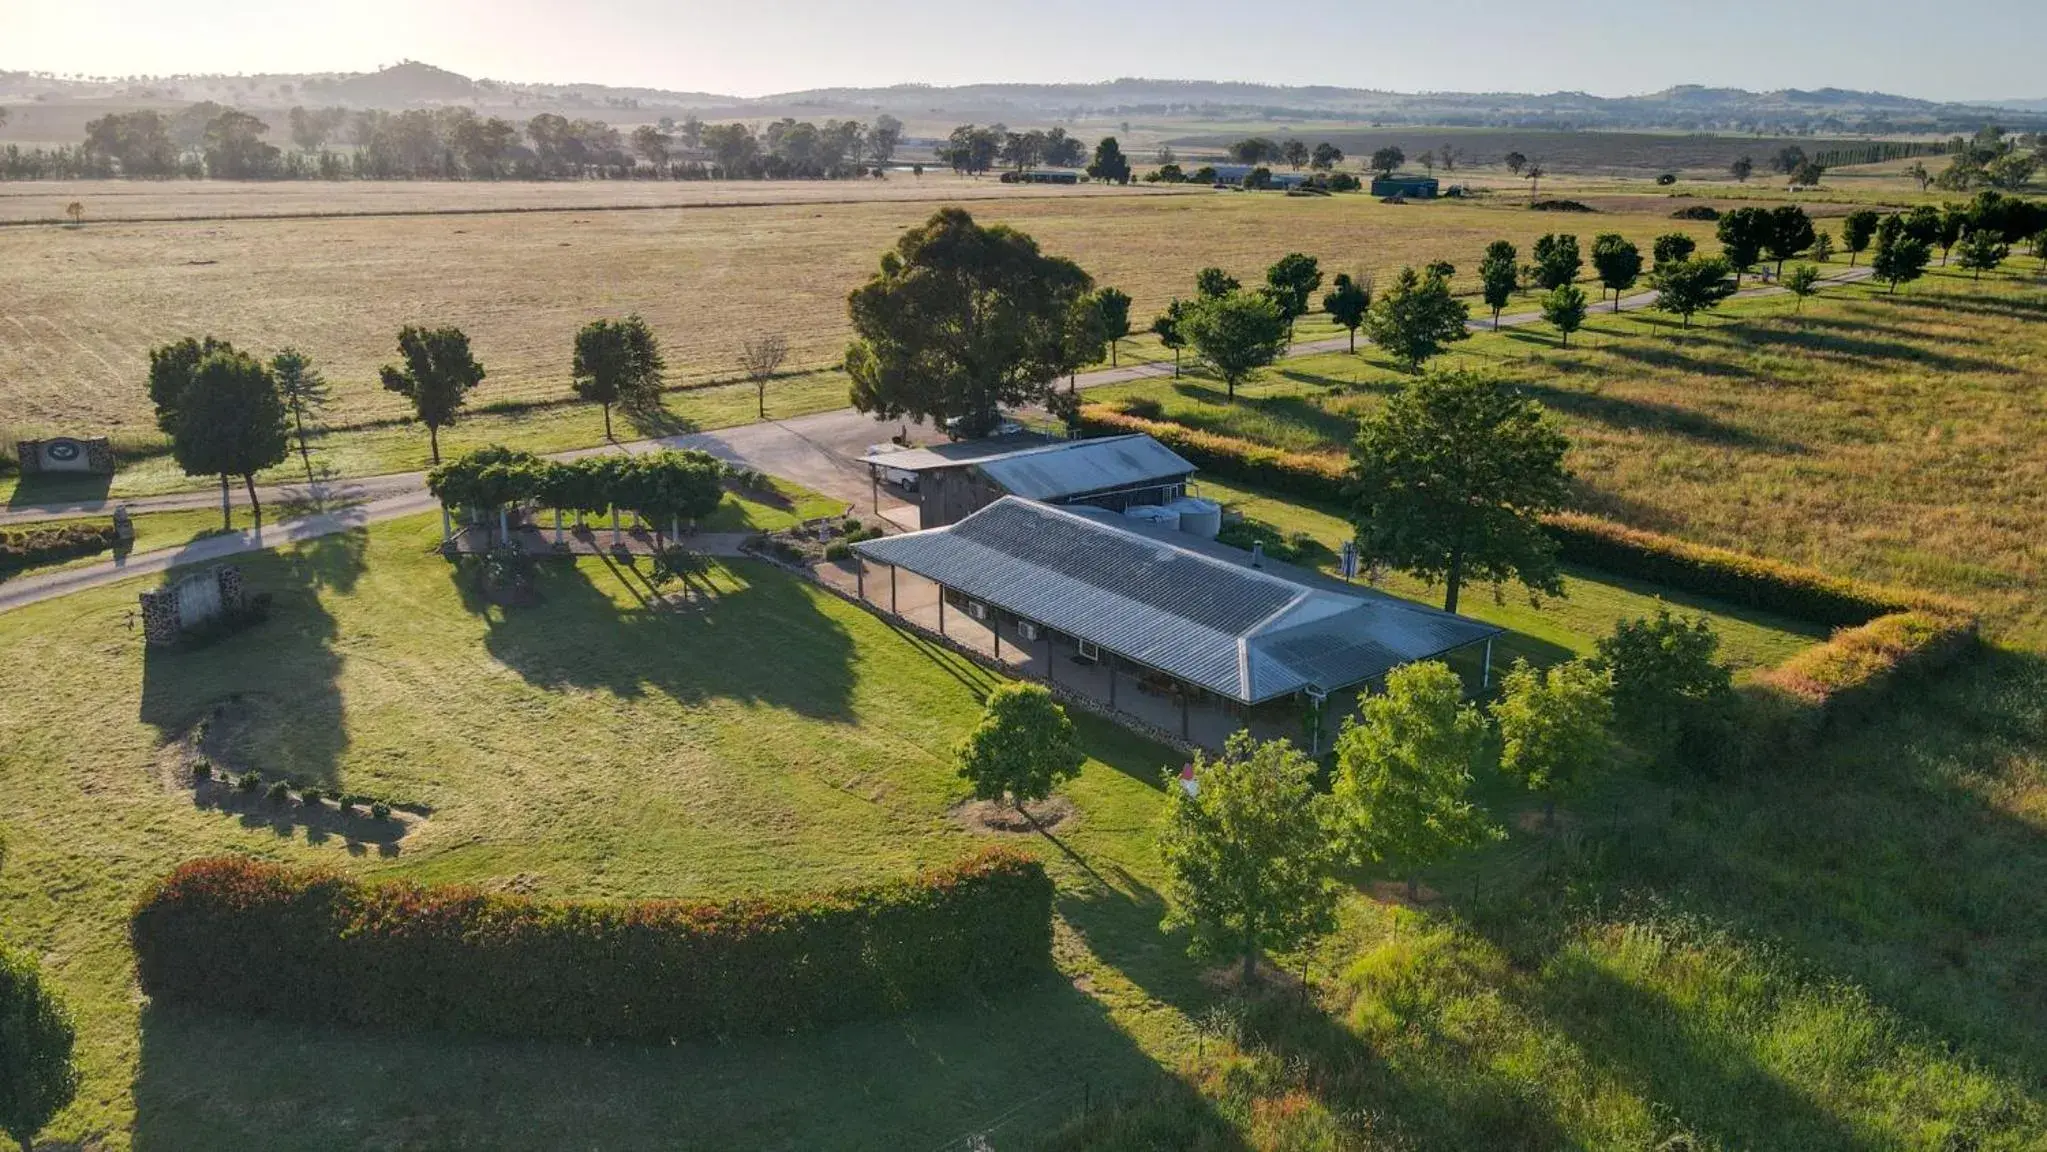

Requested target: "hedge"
[
  {"left": 132, "top": 849, "right": 1052, "bottom": 1042},
  {"left": 0, "top": 521, "right": 118, "bottom": 574},
  {"left": 1745, "top": 609, "right": 1978, "bottom": 747},
  {"left": 1080, "top": 405, "right": 1955, "bottom": 628}
]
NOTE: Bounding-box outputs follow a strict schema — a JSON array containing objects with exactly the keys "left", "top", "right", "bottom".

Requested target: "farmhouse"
[
  {"left": 867, "top": 434, "right": 1197, "bottom": 530},
  {"left": 1369, "top": 173, "right": 1440, "bottom": 198},
  {"left": 851, "top": 497, "right": 1499, "bottom": 747},
  {"left": 1207, "top": 163, "right": 1313, "bottom": 189}
]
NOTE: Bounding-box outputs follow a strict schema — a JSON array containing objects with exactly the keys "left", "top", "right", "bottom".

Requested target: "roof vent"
[{"left": 1251, "top": 541, "right": 1264, "bottom": 568}]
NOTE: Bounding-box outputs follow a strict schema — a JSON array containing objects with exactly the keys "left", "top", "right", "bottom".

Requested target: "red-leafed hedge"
[
  {"left": 131, "top": 849, "right": 1052, "bottom": 1041},
  {"left": 0, "top": 521, "right": 117, "bottom": 574}
]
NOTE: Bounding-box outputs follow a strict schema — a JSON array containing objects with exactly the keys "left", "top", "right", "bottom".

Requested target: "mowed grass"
[
  {"left": 0, "top": 180, "right": 1740, "bottom": 438},
  {"left": 2, "top": 514, "right": 2042, "bottom": 1149},
  {"left": 1098, "top": 264, "right": 2047, "bottom": 642}
]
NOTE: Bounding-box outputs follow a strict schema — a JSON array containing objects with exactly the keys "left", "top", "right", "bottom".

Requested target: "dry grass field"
[{"left": 2, "top": 181, "right": 1748, "bottom": 439}]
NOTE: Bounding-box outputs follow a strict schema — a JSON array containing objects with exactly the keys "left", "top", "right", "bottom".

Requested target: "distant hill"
[{"left": 2, "top": 64, "right": 2038, "bottom": 135}]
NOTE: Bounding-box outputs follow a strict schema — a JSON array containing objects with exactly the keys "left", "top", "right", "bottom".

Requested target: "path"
[{"left": 0, "top": 264, "right": 1873, "bottom": 614}]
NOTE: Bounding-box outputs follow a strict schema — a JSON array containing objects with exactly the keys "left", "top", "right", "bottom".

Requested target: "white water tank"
[
  {"left": 1167, "top": 497, "right": 1222, "bottom": 540},
  {"left": 1125, "top": 504, "right": 1181, "bottom": 530}
]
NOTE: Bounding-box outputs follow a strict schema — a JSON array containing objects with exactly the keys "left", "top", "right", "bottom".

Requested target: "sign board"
[
  {"left": 18, "top": 436, "right": 115, "bottom": 475},
  {"left": 1339, "top": 540, "right": 1359, "bottom": 581}
]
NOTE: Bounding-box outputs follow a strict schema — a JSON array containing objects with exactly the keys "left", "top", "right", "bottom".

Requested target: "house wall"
[{"left": 916, "top": 467, "right": 1008, "bottom": 529}]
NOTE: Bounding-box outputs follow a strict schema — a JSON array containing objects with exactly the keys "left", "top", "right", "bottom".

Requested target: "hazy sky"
[{"left": 10, "top": 0, "right": 2042, "bottom": 103}]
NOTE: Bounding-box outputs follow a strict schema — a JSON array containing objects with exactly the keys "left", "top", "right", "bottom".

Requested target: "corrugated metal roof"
[
  {"left": 860, "top": 434, "right": 1059, "bottom": 473},
  {"left": 974, "top": 435, "right": 1195, "bottom": 501},
  {"left": 854, "top": 497, "right": 1499, "bottom": 703}
]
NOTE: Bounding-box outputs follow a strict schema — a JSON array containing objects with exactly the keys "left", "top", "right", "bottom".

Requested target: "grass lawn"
[
  {"left": 1094, "top": 264, "right": 2047, "bottom": 643},
  {"left": 2, "top": 512, "right": 2043, "bottom": 1149}
]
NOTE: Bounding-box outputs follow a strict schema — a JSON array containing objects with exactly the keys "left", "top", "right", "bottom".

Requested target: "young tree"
[
  {"left": 1086, "top": 136, "right": 1131, "bottom": 184},
  {"left": 1090, "top": 286, "right": 1133, "bottom": 366},
  {"left": 0, "top": 940, "right": 79, "bottom": 1152},
  {"left": 1479, "top": 239, "right": 1519, "bottom": 328},
  {"left": 1369, "top": 145, "right": 1405, "bottom": 176},
  {"left": 1280, "top": 139, "right": 1310, "bottom": 170},
  {"left": 1937, "top": 204, "right": 1970, "bottom": 265},
  {"left": 1361, "top": 265, "right": 1470, "bottom": 373},
  {"left": 1159, "top": 732, "right": 1337, "bottom": 984},
  {"left": 1331, "top": 661, "right": 1499, "bottom": 898},
  {"left": 737, "top": 334, "right": 789, "bottom": 418},
  {"left": 1321, "top": 272, "right": 1371, "bottom": 352},
  {"left": 170, "top": 348, "right": 290, "bottom": 527},
  {"left": 1716, "top": 207, "right": 1770, "bottom": 284},
  {"left": 1149, "top": 298, "right": 1190, "bottom": 377},
  {"left": 2031, "top": 229, "right": 2047, "bottom": 275},
  {"left": 1262, "top": 252, "right": 1323, "bottom": 339},
  {"left": 1871, "top": 215, "right": 1932, "bottom": 294},
  {"left": 1348, "top": 369, "right": 1570, "bottom": 613},
  {"left": 269, "top": 347, "right": 331, "bottom": 487},
  {"left": 1649, "top": 255, "right": 1736, "bottom": 327},
  {"left": 955, "top": 682, "right": 1083, "bottom": 819},
  {"left": 1905, "top": 160, "right": 1932, "bottom": 192},
  {"left": 846, "top": 208, "right": 1093, "bottom": 438},
  {"left": 1180, "top": 291, "right": 1288, "bottom": 400},
  {"left": 1956, "top": 227, "right": 2009, "bottom": 280},
  {"left": 1811, "top": 229, "right": 1835, "bottom": 263},
  {"left": 1503, "top": 150, "right": 1528, "bottom": 175},
  {"left": 1652, "top": 232, "right": 1697, "bottom": 267},
  {"left": 1491, "top": 658, "right": 1614, "bottom": 823},
  {"left": 1841, "top": 209, "right": 1880, "bottom": 267},
  {"left": 1590, "top": 607, "right": 1732, "bottom": 757},
  {"left": 1783, "top": 263, "right": 1822, "bottom": 312},
  {"left": 1902, "top": 204, "right": 1943, "bottom": 248},
  {"left": 1531, "top": 232, "right": 1581, "bottom": 290},
  {"left": 1763, "top": 204, "right": 1816, "bottom": 276},
  {"left": 1729, "top": 155, "right": 1753, "bottom": 182},
  {"left": 64, "top": 201, "right": 83, "bottom": 226},
  {"left": 1589, "top": 233, "right": 1643, "bottom": 311},
  {"left": 867, "top": 114, "right": 903, "bottom": 168},
  {"left": 1541, "top": 284, "right": 1588, "bottom": 347},
  {"left": 381, "top": 325, "right": 485, "bottom": 464},
  {"left": 1195, "top": 266, "right": 1240, "bottom": 298},
  {"left": 571, "top": 316, "right": 664, "bottom": 440},
  {"left": 1310, "top": 142, "right": 1344, "bottom": 171}
]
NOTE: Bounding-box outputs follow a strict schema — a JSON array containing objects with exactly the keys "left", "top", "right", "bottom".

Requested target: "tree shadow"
[
  {"left": 1701, "top": 323, "right": 2014, "bottom": 375},
  {"left": 6, "top": 469, "right": 112, "bottom": 510},
  {"left": 1526, "top": 954, "right": 1869, "bottom": 1150},
  {"left": 1889, "top": 292, "right": 2047, "bottom": 324},
  {"left": 471, "top": 554, "right": 859, "bottom": 723},
  {"left": 620, "top": 394, "right": 701, "bottom": 439},
  {"left": 138, "top": 528, "right": 365, "bottom": 794},
  {"left": 1514, "top": 380, "right": 1802, "bottom": 454},
  {"left": 1164, "top": 381, "right": 1358, "bottom": 447}
]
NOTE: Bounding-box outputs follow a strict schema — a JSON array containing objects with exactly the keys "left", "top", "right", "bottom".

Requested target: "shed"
[
  {"left": 1369, "top": 174, "right": 1440, "bottom": 198},
  {"left": 867, "top": 434, "right": 1197, "bottom": 529}
]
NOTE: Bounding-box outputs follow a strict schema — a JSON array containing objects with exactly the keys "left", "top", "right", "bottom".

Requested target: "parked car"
[{"left": 864, "top": 444, "right": 918, "bottom": 491}]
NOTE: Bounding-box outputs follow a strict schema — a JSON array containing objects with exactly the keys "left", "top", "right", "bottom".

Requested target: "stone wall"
[{"left": 139, "top": 566, "right": 246, "bottom": 646}]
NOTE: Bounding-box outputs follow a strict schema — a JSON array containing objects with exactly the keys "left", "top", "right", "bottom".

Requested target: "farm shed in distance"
[
  {"left": 1370, "top": 174, "right": 1440, "bottom": 198},
  {"left": 866, "top": 434, "right": 1197, "bottom": 530},
  {"left": 850, "top": 497, "right": 1500, "bottom": 747}
]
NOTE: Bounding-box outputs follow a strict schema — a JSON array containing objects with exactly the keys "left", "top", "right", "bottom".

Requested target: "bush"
[
  {"left": 190, "top": 761, "right": 212, "bottom": 785},
  {"left": 236, "top": 771, "right": 262, "bottom": 793},
  {"left": 1748, "top": 610, "right": 1977, "bottom": 746},
  {"left": 299, "top": 786, "right": 324, "bottom": 807},
  {"left": 1656, "top": 173, "right": 1678, "bottom": 186},
  {"left": 1529, "top": 199, "right": 1595, "bottom": 212},
  {"left": 1214, "top": 519, "right": 1320, "bottom": 564},
  {"left": 0, "top": 521, "right": 119, "bottom": 574},
  {"left": 265, "top": 780, "right": 291, "bottom": 805},
  {"left": 130, "top": 850, "right": 1054, "bottom": 1042},
  {"left": 1672, "top": 204, "right": 1722, "bottom": 221},
  {"left": 369, "top": 801, "right": 391, "bottom": 821},
  {"left": 823, "top": 541, "right": 854, "bottom": 562}
]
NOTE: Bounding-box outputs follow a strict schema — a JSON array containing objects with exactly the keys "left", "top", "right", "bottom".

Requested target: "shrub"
[
  {"left": 1529, "top": 199, "right": 1595, "bottom": 212},
  {"left": 236, "top": 771, "right": 262, "bottom": 793},
  {"left": 1672, "top": 205, "right": 1722, "bottom": 221},
  {"left": 823, "top": 541, "right": 854, "bottom": 562},
  {"left": 1656, "top": 173, "right": 1678, "bottom": 186},
  {"left": 369, "top": 801, "right": 391, "bottom": 821},
  {"left": 1214, "top": 519, "right": 1319, "bottom": 564},
  {"left": 190, "top": 761, "right": 213, "bottom": 785},
  {"left": 299, "top": 786, "right": 324, "bottom": 807},
  {"left": 265, "top": 780, "right": 291, "bottom": 804},
  {"left": 0, "top": 521, "right": 119, "bottom": 574},
  {"left": 130, "top": 850, "right": 1054, "bottom": 1042}
]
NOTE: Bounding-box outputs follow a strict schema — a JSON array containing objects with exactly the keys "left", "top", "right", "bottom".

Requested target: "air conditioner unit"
[
  {"left": 1016, "top": 620, "right": 1041, "bottom": 642},
  {"left": 1076, "top": 639, "right": 1101, "bottom": 662},
  {"left": 966, "top": 601, "right": 990, "bottom": 621}
]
